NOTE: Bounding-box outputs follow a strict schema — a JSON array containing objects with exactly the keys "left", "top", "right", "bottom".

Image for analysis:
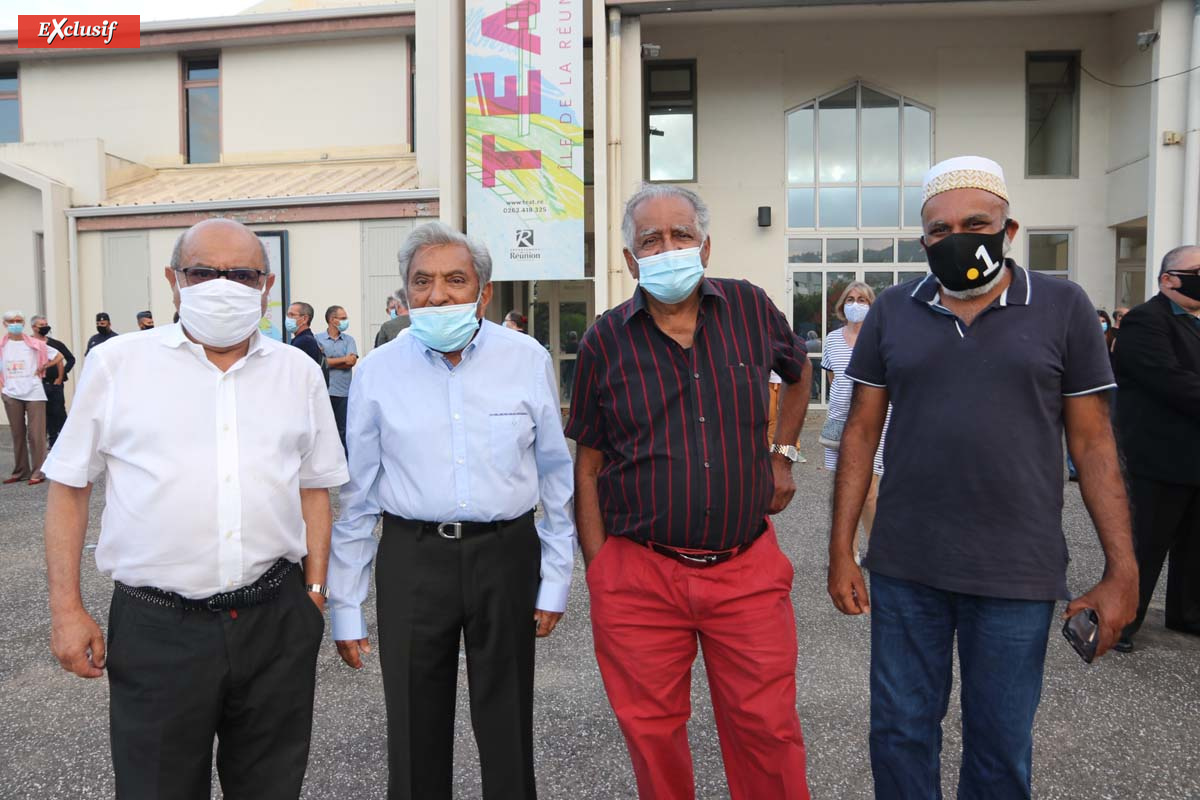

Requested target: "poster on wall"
[
  {"left": 255, "top": 231, "right": 289, "bottom": 342},
  {"left": 466, "top": 0, "right": 585, "bottom": 281}
]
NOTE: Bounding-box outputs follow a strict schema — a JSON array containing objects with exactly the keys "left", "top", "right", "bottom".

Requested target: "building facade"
[{"left": 2, "top": 0, "right": 1197, "bottom": 407}]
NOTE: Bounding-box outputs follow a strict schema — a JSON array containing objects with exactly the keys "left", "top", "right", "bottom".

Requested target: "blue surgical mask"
[
  {"left": 337, "top": 319, "right": 350, "bottom": 333},
  {"left": 408, "top": 299, "right": 481, "bottom": 353},
  {"left": 285, "top": 317, "right": 298, "bottom": 334},
  {"left": 388, "top": 309, "right": 398, "bottom": 319},
  {"left": 6, "top": 323, "right": 23, "bottom": 336},
  {"left": 1100, "top": 321, "right": 1109, "bottom": 332},
  {"left": 634, "top": 246, "right": 706, "bottom": 304}
]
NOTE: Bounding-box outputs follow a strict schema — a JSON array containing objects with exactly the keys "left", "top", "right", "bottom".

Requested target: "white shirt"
[
  {"left": 328, "top": 320, "right": 576, "bottom": 641},
  {"left": 2, "top": 339, "right": 56, "bottom": 401},
  {"left": 42, "top": 324, "right": 349, "bottom": 598}
]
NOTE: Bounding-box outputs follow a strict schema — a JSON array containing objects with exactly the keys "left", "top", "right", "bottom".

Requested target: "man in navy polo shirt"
[{"left": 827, "top": 156, "right": 1137, "bottom": 799}]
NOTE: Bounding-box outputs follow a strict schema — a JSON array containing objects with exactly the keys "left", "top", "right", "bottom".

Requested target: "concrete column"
[
  {"left": 436, "top": 0, "right": 466, "bottom": 229},
  {"left": 1146, "top": 0, "right": 1192, "bottom": 297},
  {"left": 591, "top": 0, "right": 609, "bottom": 314},
  {"left": 415, "top": 0, "right": 440, "bottom": 191},
  {"left": 614, "top": 15, "right": 643, "bottom": 305}
]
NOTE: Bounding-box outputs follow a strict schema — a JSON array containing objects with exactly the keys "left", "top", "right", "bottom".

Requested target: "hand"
[
  {"left": 308, "top": 591, "right": 326, "bottom": 614},
  {"left": 767, "top": 455, "right": 797, "bottom": 514},
  {"left": 54, "top": 378, "right": 63, "bottom": 386},
  {"left": 1064, "top": 571, "right": 1138, "bottom": 658},
  {"left": 827, "top": 550, "right": 870, "bottom": 615},
  {"left": 336, "top": 637, "right": 372, "bottom": 669},
  {"left": 50, "top": 606, "right": 106, "bottom": 678},
  {"left": 534, "top": 609, "right": 563, "bottom": 638}
]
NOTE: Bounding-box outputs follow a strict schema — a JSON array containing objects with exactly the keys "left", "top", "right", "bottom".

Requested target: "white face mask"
[
  {"left": 178, "top": 278, "right": 265, "bottom": 347},
  {"left": 844, "top": 300, "right": 870, "bottom": 324}
]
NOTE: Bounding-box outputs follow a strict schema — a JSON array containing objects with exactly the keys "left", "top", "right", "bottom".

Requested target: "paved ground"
[{"left": 1, "top": 416, "right": 1198, "bottom": 799}]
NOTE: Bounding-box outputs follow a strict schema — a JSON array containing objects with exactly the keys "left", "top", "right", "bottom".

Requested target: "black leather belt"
[
  {"left": 383, "top": 510, "right": 535, "bottom": 540},
  {"left": 116, "top": 558, "right": 297, "bottom": 612},
  {"left": 639, "top": 520, "right": 767, "bottom": 568}
]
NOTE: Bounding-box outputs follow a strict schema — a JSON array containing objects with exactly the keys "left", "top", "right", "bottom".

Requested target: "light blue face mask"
[
  {"left": 284, "top": 317, "right": 299, "bottom": 334},
  {"left": 7, "top": 323, "right": 23, "bottom": 336},
  {"left": 388, "top": 309, "right": 398, "bottom": 320},
  {"left": 633, "top": 246, "right": 705, "bottom": 304},
  {"left": 337, "top": 319, "right": 350, "bottom": 332},
  {"left": 408, "top": 298, "right": 481, "bottom": 353}
]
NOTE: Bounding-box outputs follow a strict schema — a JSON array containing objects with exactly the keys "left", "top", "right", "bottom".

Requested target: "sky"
[{"left": 0, "top": 0, "right": 254, "bottom": 31}]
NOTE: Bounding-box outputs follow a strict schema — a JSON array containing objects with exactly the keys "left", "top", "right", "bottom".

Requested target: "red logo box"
[{"left": 17, "top": 15, "right": 141, "bottom": 49}]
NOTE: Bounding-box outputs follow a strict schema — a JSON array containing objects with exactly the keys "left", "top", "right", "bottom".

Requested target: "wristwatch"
[
  {"left": 305, "top": 583, "right": 329, "bottom": 599},
  {"left": 769, "top": 444, "right": 801, "bottom": 463}
]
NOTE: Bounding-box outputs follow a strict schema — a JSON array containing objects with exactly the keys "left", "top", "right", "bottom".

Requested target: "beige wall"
[
  {"left": 21, "top": 54, "right": 182, "bottom": 167},
  {"left": 222, "top": 36, "right": 410, "bottom": 160},
  {"left": 0, "top": 177, "right": 45, "bottom": 318},
  {"left": 80, "top": 219, "right": 375, "bottom": 354},
  {"left": 639, "top": 11, "right": 1138, "bottom": 313}
]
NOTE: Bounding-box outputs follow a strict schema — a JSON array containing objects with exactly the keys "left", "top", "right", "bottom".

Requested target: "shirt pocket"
[{"left": 488, "top": 412, "right": 535, "bottom": 476}]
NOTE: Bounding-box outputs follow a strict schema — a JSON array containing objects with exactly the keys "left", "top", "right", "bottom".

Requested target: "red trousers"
[{"left": 588, "top": 521, "right": 811, "bottom": 800}]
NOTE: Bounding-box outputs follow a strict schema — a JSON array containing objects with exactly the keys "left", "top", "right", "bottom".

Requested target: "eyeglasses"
[{"left": 175, "top": 266, "right": 267, "bottom": 286}]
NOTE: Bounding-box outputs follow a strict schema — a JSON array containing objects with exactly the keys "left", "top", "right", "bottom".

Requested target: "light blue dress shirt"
[
  {"left": 328, "top": 321, "right": 576, "bottom": 641},
  {"left": 315, "top": 330, "right": 357, "bottom": 397}
]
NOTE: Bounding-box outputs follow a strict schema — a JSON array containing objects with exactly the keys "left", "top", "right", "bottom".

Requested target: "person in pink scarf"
[{"left": 2, "top": 309, "right": 59, "bottom": 485}]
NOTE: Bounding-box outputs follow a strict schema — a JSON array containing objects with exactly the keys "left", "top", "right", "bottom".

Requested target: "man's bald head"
[
  {"left": 1160, "top": 244, "right": 1200, "bottom": 275},
  {"left": 170, "top": 218, "right": 269, "bottom": 272}
]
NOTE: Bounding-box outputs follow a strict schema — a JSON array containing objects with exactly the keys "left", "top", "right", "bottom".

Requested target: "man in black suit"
[{"left": 1113, "top": 245, "right": 1200, "bottom": 651}]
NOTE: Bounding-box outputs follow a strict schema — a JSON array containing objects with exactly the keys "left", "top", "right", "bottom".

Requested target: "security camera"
[
  {"left": 1136, "top": 30, "right": 1159, "bottom": 51},
  {"left": 641, "top": 43, "right": 661, "bottom": 58}
]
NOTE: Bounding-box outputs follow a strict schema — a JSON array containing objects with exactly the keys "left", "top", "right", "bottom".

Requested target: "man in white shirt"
[
  {"left": 328, "top": 221, "right": 575, "bottom": 800},
  {"left": 3, "top": 309, "right": 62, "bottom": 485},
  {"left": 43, "top": 218, "right": 348, "bottom": 799}
]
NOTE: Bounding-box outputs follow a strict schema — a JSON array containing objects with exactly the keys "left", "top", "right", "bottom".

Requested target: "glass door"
[
  {"left": 529, "top": 280, "right": 594, "bottom": 406},
  {"left": 789, "top": 234, "right": 928, "bottom": 406}
]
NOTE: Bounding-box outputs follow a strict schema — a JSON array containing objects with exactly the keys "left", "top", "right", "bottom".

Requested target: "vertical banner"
[{"left": 466, "top": 0, "right": 584, "bottom": 281}]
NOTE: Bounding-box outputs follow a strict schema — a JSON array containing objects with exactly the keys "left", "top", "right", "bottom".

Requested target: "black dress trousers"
[
  {"left": 106, "top": 570, "right": 324, "bottom": 800},
  {"left": 43, "top": 382, "right": 67, "bottom": 447},
  {"left": 376, "top": 512, "right": 541, "bottom": 800},
  {"left": 1124, "top": 476, "right": 1200, "bottom": 638}
]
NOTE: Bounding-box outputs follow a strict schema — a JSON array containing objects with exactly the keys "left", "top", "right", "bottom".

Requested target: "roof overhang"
[
  {"left": 0, "top": 4, "right": 415, "bottom": 59},
  {"left": 66, "top": 187, "right": 438, "bottom": 218}
]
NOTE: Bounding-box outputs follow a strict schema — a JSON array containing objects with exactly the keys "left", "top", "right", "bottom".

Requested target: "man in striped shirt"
[{"left": 567, "top": 184, "right": 813, "bottom": 800}]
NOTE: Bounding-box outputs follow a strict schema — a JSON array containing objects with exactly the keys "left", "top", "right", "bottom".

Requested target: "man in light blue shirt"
[
  {"left": 327, "top": 221, "right": 575, "bottom": 800},
  {"left": 315, "top": 305, "right": 357, "bottom": 452}
]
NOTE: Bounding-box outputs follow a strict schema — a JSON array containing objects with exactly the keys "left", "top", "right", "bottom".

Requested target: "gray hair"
[
  {"left": 392, "top": 288, "right": 408, "bottom": 307},
  {"left": 621, "top": 184, "right": 711, "bottom": 253},
  {"left": 31, "top": 315, "right": 47, "bottom": 326},
  {"left": 397, "top": 221, "right": 493, "bottom": 290},
  {"left": 1161, "top": 244, "right": 1200, "bottom": 275},
  {"left": 2, "top": 309, "right": 23, "bottom": 322},
  {"left": 170, "top": 224, "right": 271, "bottom": 272}
]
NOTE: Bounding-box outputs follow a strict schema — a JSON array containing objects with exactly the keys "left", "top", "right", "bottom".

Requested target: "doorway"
[{"left": 530, "top": 280, "right": 594, "bottom": 406}]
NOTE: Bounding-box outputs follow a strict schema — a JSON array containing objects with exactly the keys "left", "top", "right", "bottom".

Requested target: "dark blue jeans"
[{"left": 869, "top": 572, "right": 1054, "bottom": 800}]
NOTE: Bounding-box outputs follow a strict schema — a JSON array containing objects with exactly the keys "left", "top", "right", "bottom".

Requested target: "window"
[
  {"left": 787, "top": 82, "right": 932, "bottom": 230},
  {"left": 644, "top": 61, "right": 696, "bottom": 182},
  {"left": 0, "top": 66, "right": 18, "bottom": 143},
  {"left": 1027, "top": 230, "right": 1072, "bottom": 279},
  {"left": 183, "top": 56, "right": 220, "bottom": 164},
  {"left": 1026, "top": 52, "right": 1079, "bottom": 178}
]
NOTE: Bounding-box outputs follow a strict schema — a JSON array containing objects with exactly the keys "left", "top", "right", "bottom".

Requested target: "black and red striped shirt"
[{"left": 565, "top": 278, "right": 807, "bottom": 550}]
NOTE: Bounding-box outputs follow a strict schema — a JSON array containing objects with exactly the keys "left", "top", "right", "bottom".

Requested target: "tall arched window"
[{"left": 786, "top": 82, "right": 932, "bottom": 230}]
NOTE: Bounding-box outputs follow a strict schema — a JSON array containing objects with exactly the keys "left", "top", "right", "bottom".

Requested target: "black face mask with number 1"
[{"left": 923, "top": 223, "right": 1009, "bottom": 292}]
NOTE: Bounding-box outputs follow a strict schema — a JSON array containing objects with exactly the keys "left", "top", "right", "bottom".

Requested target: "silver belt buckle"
[
  {"left": 437, "top": 522, "right": 463, "bottom": 540},
  {"left": 679, "top": 551, "right": 717, "bottom": 565}
]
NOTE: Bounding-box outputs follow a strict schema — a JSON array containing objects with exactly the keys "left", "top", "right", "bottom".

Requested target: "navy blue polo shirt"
[{"left": 845, "top": 263, "right": 1115, "bottom": 601}]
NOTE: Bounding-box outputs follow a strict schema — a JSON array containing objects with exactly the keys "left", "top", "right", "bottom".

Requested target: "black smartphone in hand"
[{"left": 1063, "top": 608, "right": 1100, "bottom": 664}]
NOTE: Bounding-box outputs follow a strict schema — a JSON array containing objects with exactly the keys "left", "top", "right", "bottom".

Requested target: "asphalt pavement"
[{"left": 1, "top": 416, "right": 1197, "bottom": 799}]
